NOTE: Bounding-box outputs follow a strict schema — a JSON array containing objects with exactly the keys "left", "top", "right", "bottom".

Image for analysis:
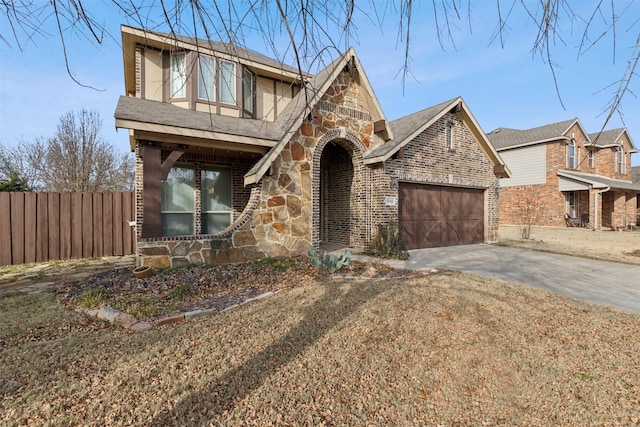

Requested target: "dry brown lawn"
[
  {"left": 2, "top": 267, "right": 639, "bottom": 426},
  {"left": 499, "top": 225, "right": 640, "bottom": 265}
]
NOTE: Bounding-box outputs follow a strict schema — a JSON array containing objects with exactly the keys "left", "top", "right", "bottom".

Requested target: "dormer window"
[
  {"left": 568, "top": 139, "right": 575, "bottom": 168},
  {"left": 170, "top": 52, "right": 187, "bottom": 98}
]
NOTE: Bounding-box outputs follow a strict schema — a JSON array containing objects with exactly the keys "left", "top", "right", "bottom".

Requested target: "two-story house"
[
  {"left": 114, "top": 25, "right": 509, "bottom": 267},
  {"left": 487, "top": 118, "right": 639, "bottom": 230}
]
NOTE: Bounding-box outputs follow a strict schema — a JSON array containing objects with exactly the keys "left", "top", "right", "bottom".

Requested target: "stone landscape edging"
[{"left": 77, "top": 289, "right": 281, "bottom": 331}]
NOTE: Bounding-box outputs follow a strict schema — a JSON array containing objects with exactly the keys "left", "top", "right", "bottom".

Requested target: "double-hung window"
[
  {"left": 617, "top": 149, "right": 624, "bottom": 173},
  {"left": 588, "top": 150, "right": 594, "bottom": 168},
  {"left": 161, "top": 167, "right": 194, "bottom": 236},
  {"left": 201, "top": 168, "right": 232, "bottom": 234},
  {"left": 198, "top": 56, "right": 216, "bottom": 101},
  {"left": 161, "top": 165, "right": 232, "bottom": 236},
  {"left": 171, "top": 52, "right": 187, "bottom": 98},
  {"left": 219, "top": 60, "right": 236, "bottom": 104}
]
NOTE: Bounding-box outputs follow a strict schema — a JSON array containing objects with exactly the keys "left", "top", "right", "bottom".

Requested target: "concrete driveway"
[{"left": 355, "top": 245, "right": 640, "bottom": 315}]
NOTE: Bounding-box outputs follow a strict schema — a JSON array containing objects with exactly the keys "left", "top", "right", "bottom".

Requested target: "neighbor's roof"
[
  {"left": 632, "top": 166, "right": 640, "bottom": 183},
  {"left": 588, "top": 128, "right": 637, "bottom": 152},
  {"left": 486, "top": 118, "right": 582, "bottom": 151},
  {"left": 558, "top": 169, "right": 640, "bottom": 192}
]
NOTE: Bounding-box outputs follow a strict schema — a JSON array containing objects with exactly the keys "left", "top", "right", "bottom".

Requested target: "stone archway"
[{"left": 312, "top": 129, "right": 368, "bottom": 251}]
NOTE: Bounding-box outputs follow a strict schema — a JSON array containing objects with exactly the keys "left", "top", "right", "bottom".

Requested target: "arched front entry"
[{"left": 312, "top": 129, "right": 368, "bottom": 251}]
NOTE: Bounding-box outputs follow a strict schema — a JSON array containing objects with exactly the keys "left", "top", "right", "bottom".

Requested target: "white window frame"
[
  {"left": 242, "top": 67, "right": 256, "bottom": 116},
  {"left": 588, "top": 150, "right": 594, "bottom": 168},
  {"left": 568, "top": 139, "right": 575, "bottom": 169},
  {"left": 617, "top": 148, "right": 624, "bottom": 173},
  {"left": 170, "top": 52, "right": 187, "bottom": 98},
  {"left": 201, "top": 167, "right": 233, "bottom": 234},
  {"left": 566, "top": 191, "right": 577, "bottom": 218}
]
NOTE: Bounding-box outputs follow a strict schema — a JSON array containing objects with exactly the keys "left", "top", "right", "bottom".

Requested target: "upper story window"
[
  {"left": 617, "top": 148, "right": 624, "bottom": 173},
  {"left": 198, "top": 56, "right": 216, "bottom": 101},
  {"left": 568, "top": 139, "right": 575, "bottom": 168},
  {"left": 242, "top": 67, "right": 256, "bottom": 117},
  {"left": 445, "top": 122, "right": 454, "bottom": 151},
  {"left": 170, "top": 52, "right": 187, "bottom": 98},
  {"left": 588, "top": 150, "right": 594, "bottom": 168},
  {"left": 219, "top": 60, "right": 236, "bottom": 104}
]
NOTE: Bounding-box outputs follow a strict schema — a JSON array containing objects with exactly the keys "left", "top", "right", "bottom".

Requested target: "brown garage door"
[{"left": 399, "top": 183, "right": 484, "bottom": 249}]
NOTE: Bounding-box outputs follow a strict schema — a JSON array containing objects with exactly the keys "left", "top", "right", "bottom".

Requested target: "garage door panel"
[{"left": 399, "top": 184, "right": 484, "bottom": 249}]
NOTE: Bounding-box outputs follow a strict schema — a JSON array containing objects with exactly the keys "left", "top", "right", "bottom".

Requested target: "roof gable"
[
  {"left": 244, "top": 48, "right": 392, "bottom": 185},
  {"left": 363, "top": 97, "right": 509, "bottom": 176},
  {"left": 588, "top": 128, "right": 637, "bottom": 152}
]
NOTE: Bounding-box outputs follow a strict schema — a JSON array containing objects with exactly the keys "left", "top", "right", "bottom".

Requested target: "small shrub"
[
  {"left": 369, "top": 222, "right": 409, "bottom": 260},
  {"left": 307, "top": 248, "right": 351, "bottom": 273},
  {"left": 78, "top": 288, "right": 107, "bottom": 308}
]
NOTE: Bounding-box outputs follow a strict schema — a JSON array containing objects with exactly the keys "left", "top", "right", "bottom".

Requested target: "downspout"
[{"left": 593, "top": 186, "right": 610, "bottom": 230}]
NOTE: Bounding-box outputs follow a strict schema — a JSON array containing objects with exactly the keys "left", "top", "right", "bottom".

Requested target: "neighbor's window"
[
  {"left": 567, "top": 191, "right": 577, "bottom": 218},
  {"left": 617, "top": 149, "right": 624, "bottom": 173},
  {"left": 445, "top": 122, "right": 453, "bottom": 150},
  {"left": 242, "top": 67, "right": 256, "bottom": 116},
  {"left": 198, "top": 56, "right": 216, "bottom": 101},
  {"left": 161, "top": 167, "right": 194, "bottom": 236},
  {"left": 219, "top": 60, "right": 236, "bottom": 104},
  {"left": 588, "top": 150, "right": 594, "bottom": 168},
  {"left": 171, "top": 52, "right": 187, "bottom": 98},
  {"left": 568, "top": 139, "right": 575, "bottom": 168},
  {"left": 201, "top": 168, "right": 232, "bottom": 233}
]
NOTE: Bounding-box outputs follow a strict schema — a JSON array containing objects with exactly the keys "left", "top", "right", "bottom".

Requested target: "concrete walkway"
[{"left": 355, "top": 245, "right": 640, "bottom": 315}]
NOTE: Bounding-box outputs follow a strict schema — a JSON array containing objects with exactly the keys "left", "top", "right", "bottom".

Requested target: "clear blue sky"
[{"left": 1, "top": 1, "right": 638, "bottom": 167}]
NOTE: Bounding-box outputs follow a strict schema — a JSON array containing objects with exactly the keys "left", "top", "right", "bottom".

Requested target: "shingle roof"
[
  {"left": 487, "top": 118, "right": 578, "bottom": 150},
  {"left": 558, "top": 169, "right": 640, "bottom": 192},
  {"left": 126, "top": 26, "right": 303, "bottom": 76},
  {"left": 633, "top": 166, "right": 640, "bottom": 183},
  {"left": 365, "top": 98, "right": 457, "bottom": 161},
  {"left": 114, "top": 96, "right": 282, "bottom": 141},
  {"left": 588, "top": 128, "right": 625, "bottom": 147}
]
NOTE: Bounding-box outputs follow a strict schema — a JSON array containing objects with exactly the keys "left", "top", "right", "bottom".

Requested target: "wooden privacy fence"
[{"left": 0, "top": 192, "right": 136, "bottom": 266}]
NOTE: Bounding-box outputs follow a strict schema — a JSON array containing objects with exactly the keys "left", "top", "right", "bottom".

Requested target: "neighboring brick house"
[
  {"left": 114, "top": 25, "right": 509, "bottom": 267},
  {"left": 487, "top": 118, "right": 640, "bottom": 230}
]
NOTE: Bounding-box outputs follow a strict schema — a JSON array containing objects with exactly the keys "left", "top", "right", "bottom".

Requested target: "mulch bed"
[{"left": 55, "top": 257, "right": 411, "bottom": 322}]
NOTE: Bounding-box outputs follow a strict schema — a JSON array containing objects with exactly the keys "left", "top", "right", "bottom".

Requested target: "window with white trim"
[
  {"left": 242, "top": 67, "right": 256, "bottom": 117},
  {"left": 617, "top": 148, "right": 624, "bottom": 173},
  {"left": 170, "top": 52, "right": 187, "bottom": 98},
  {"left": 567, "top": 191, "right": 577, "bottom": 218},
  {"left": 568, "top": 139, "right": 575, "bottom": 168},
  {"left": 588, "top": 150, "right": 594, "bottom": 168}
]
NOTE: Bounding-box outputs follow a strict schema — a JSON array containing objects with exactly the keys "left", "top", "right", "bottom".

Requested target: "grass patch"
[
  {"left": 168, "top": 283, "right": 193, "bottom": 300},
  {"left": 111, "top": 295, "right": 158, "bottom": 319},
  {"left": 78, "top": 288, "right": 107, "bottom": 308}
]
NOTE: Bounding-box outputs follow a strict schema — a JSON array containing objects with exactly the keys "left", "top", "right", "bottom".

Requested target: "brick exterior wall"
[
  {"left": 498, "top": 123, "right": 638, "bottom": 229},
  {"left": 377, "top": 113, "right": 500, "bottom": 242},
  {"left": 135, "top": 68, "right": 502, "bottom": 266}
]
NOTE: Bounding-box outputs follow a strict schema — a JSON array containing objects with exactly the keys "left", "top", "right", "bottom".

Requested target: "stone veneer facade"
[{"left": 135, "top": 70, "right": 501, "bottom": 267}]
